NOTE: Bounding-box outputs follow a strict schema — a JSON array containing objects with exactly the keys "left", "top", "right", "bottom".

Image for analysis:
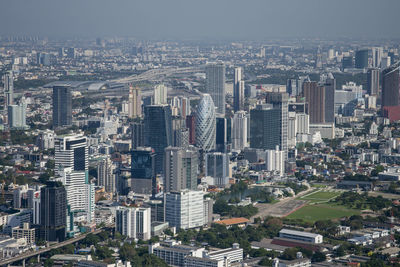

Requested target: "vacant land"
[
  {"left": 285, "top": 203, "right": 360, "bottom": 222},
  {"left": 300, "top": 190, "right": 341, "bottom": 204}
]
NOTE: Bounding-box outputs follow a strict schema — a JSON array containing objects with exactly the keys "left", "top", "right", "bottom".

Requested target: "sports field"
[
  {"left": 299, "top": 190, "right": 341, "bottom": 204},
  {"left": 285, "top": 203, "right": 360, "bottom": 222}
]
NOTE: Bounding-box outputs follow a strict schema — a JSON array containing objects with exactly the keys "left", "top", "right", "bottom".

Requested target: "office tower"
[
  {"left": 53, "top": 86, "right": 72, "bottom": 128},
  {"left": 233, "top": 67, "right": 244, "bottom": 112},
  {"left": 205, "top": 62, "right": 226, "bottom": 114},
  {"left": 382, "top": 62, "right": 400, "bottom": 121},
  {"left": 164, "top": 147, "right": 198, "bottom": 192},
  {"left": 296, "top": 76, "right": 310, "bottom": 96},
  {"left": 324, "top": 75, "right": 335, "bottom": 123},
  {"left": 3, "top": 71, "right": 13, "bottom": 110},
  {"left": 40, "top": 181, "right": 67, "bottom": 242},
  {"left": 8, "top": 102, "right": 27, "bottom": 129},
  {"left": 231, "top": 111, "right": 248, "bottom": 150},
  {"left": 250, "top": 96, "right": 288, "bottom": 155},
  {"left": 335, "top": 82, "right": 363, "bottom": 116},
  {"left": 186, "top": 115, "right": 196, "bottom": 145},
  {"left": 195, "top": 94, "right": 216, "bottom": 152},
  {"left": 144, "top": 105, "right": 173, "bottom": 174},
  {"left": 131, "top": 147, "right": 156, "bottom": 195},
  {"left": 172, "top": 116, "right": 188, "bottom": 147},
  {"left": 266, "top": 92, "right": 289, "bottom": 154},
  {"left": 367, "top": 68, "right": 380, "bottom": 96},
  {"left": 55, "top": 135, "right": 94, "bottom": 223},
  {"left": 170, "top": 96, "right": 190, "bottom": 118},
  {"left": 286, "top": 79, "right": 297, "bottom": 97},
  {"left": 342, "top": 56, "right": 354, "bottom": 70},
  {"left": 165, "top": 190, "right": 204, "bottom": 230},
  {"left": 215, "top": 116, "right": 227, "bottom": 153},
  {"left": 205, "top": 152, "right": 229, "bottom": 187},
  {"left": 296, "top": 113, "right": 310, "bottom": 134},
  {"left": 36, "top": 130, "right": 55, "bottom": 150},
  {"left": 153, "top": 84, "right": 167, "bottom": 105},
  {"left": 355, "top": 49, "right": 369, "bottom": 69},
  {"left": 265, "top": 146, "right": 285, "bottom": 175},
  {"left": 328, "top": 49, "right": 335, "bottom": 60},
  {"left": 302, "top": 81, "right": 325, "bottom": 123},
  {"left": 97, "top": 157, "right": 115, "bottom": 193},
  {"left": 67, "top": 48, "right": 76, "bottom": 59},
  {"left": 381, "top": 56, "right": 391, "bottom": 69},
  {"left": 131, "top": 121, "right": 144, "bottom": 149},
  {"left": 128, "top": 85, "right": 142, "bottom": 118},
  {"left": 372, "top": 47, "right": 383, "bottom": 68},
  {"left": 288, "top": 112, "right": 297, "bottom": 147},
  {"left": 115, "top": 207, "right": 151, "bottom": 240},
  {"left": 315, "top": 48, "right": 323, "bottom": 68}
]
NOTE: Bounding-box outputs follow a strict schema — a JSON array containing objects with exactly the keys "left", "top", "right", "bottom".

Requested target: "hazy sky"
[{"left": 1, "top": 0, "right": 399, "bottom": 40}]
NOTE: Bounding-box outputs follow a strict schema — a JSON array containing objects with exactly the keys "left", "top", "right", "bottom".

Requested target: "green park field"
[
  {"left": 299, "top": 190, "right": 341, "bottom": 204},
  {"left": 286, "top": 203, "right": 360, "bottom": 222}
]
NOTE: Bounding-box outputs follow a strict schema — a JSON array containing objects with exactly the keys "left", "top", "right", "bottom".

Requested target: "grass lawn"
[
  {"left": 311, "top": 184, "right": 328, "bottom": 188},
  {"left": 286, "top": 203, "right": 360, "bottom": 222},
  {"left": 299, "top": 191, "right": 341, "bottom": 204}
]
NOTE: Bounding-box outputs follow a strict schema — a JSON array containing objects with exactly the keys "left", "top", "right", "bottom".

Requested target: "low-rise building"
[
  {"left": 279, "top": 229, "right": 323, "bottom": 244},
  {"left": 12, "top": 223, "right": 35, "bottom": 245}
]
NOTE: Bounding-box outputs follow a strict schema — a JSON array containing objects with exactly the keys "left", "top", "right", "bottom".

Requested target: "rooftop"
[{"left": 215, "top": 217, "right": 250, "bottom": 226}]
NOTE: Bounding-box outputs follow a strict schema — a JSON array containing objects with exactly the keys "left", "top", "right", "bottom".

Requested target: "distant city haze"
[{"left": 1, "top": 0, "right": 400, "bottom": 39}]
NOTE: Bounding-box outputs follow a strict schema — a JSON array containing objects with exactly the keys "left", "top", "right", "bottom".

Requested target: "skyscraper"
[
  {"left": 8, "top": 102, "right": 27, "bottom": 129},
  {"left": 355, "top": 49, "right": 369, "bottom": 69},
  {"left": 128, "top": 85, "right": 142, "bottom": 119},
  {"left": 131, "top": 121, "right": 144, "bottom": 149},
  {"left": 40, "top": 181, "right": 67, "bottom": 242},
  {"left": 286, "top": 79, "right": 297, "bottom": 97},
  {"left": 233, "top": 67, "right": 244, "bottom": 112},
  {"left": 186, "top": 115, "right": 196, "bottom": 145},
  {"left": 164, "top": 147, "right": 198, "bottom": 192},
  {"left": 55, "top": 135, "right": 94, "bottom": 223},
  {"left": 231, "top": 111, "right": 248, "bottom": 151},
  {"left": 53, "top": 86, "right": 72, "bottom": 128},
  {"left": 195, "top": 94, "right": 216, "bottom": 152},
  {"left": 206, "top": 62, "right": 225, "bottom": 114},
  {"left": 367, "top": 68, "right": 380, "bottom": 96},
  {"left": 165, "top": 190, "right": 204, "bottom": 230},
  {"left": 3, "top": 71, "right": 13, "bottom": 111},
  {"left": 381, "top": 62, "right": 400, "bottom": 121},
  {"left": 324, "top": 75, "right": 336, "bottom": 123},
  {"left": 342, "top": 56, "right": 354, "bottom": 70},
  {"left": 215, "top": 116, "right": 227, "bottom": 153},
  {"left": 372, "top": 47, "right": 383, "bottom": 68},
  {"left": 115, "top": 207, "right": 151, "bottom": 240},
  {"left": 153, "top": 84, "right": 168, "bottom": 105},
  {"left": 265, "top": 146, "right": 285, "bottom": 175},
  {"left": 205, "top": 152, "right": 229, "bottom": 187},
  {"left": 131, "top": 147, "right": 156, "bottom": 195},
  {"left": 97, "top": 157, "right": 115, "bottom": 193},
  {"left": 302, "top": 81, "right": 325, "bottom": 123},
  {"left": 250, "top": 93, "right": 288, "bottom": 157},
  {"left": 144, "top": 105, "right": 173, "bottom": 174}
]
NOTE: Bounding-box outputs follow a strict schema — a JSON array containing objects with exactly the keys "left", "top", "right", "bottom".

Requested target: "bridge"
[{"left": 0, "top": 228, "right": 104, "bottom": 267}]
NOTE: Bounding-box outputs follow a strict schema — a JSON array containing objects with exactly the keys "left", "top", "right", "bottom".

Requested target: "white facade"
[
  {"left": 128, "top": 85, "right": 142, "bottom": 118},
  {"left": 8, "top": 102, "right": 27, "bottom": 129},
  {"left": 265, "top": 146, "right": 285, "bottom": 175},
  {"left": 195, "top": 94, "right": 216, "bottom": 152},
  {"left": 154, "top": 84, "right": 168, "bottom": 105},
  {"left": 115, "top": 207, "right": 151, "bottom": 240},
  {"left": 279, "top": 229, "right": 323, "bottom": 244},
  {"left": 231, "top": 111, "right": 248, "bottom": 150},
  {"left": 165, "top": 190, "right": 204, "bottom": 230}
]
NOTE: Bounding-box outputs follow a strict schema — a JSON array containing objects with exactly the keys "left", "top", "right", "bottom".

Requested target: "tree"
[{"left": 311, "top": 251, "right": 326, "bottom": 262}]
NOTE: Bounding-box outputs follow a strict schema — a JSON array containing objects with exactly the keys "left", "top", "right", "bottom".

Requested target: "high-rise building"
[
  {"left": 205, "top": 152, "right": 229, "bottom": 187},
  {"left": 195, "top": 94, "right": 216, "bottom": 152},
  {"left": 215, "top": 116, "right": 227, "bottom": 153},
  {"left": 382, "top": 62, "right": 400, "bottom": 121},
  {"left": 53, "top": 86, "right": 72, "bottom": 128},
  {"left": 97, "top": 157, "right": 115, "bottom": 193},
  {"left": 164, "top": 147, "right": 198, "bottom": 192},
  {"left": 115, "top": 207, "right": 151, "bottom": 240},
  {"left": 153, "top": 84, "right": 168, "bottom": 105},
  {"left": 131, "top": 121, "right": 144, "bottom": 149},
  {"left": 131, "top": 147, "right": 156, "bottom": 195},
  {"left": 355, "top": 49, "right": 369, "bottom": 69},
  {"left": 324, "top": 75, "right": 336, "bottom": 123},
  {"left": 165, "top": 190, "right": 204, "bottom": 230},
  {"left": 231, "top": 111, "right": 248, "bottom": 150},
  {"left": 170, "top": 96, "right": 190, "bottom": 118},
  {"left": 55, "top": 135, "right": 94, "bottom": 223},
  {"left": 233, "top": 67, "right": 244, "bottom": 112},
  {"left": 381, "top": 56, "right": 391, "bottom": 69},
  {"left": 367, "top": 68, "right": 380, "bottom": 96},
  {"left": 302, "top": 81, "right": 325, "bottom": 123},
  {"left": 3, "top": 71, "right": 13, "bottom": 111},
  {"left": 144, "top": 105, "right": 173, "bottom": 174},
  {"left": 342, "top": 56, "right": 354, "bottom": 70},
  {"left": 265, "top": 146, "right": 285, "bottom": 175},
  {"left": 40, "top": 181, "right": 67, "bottom": 242},
  {"left": 286, "top": 79, "right": 297, "bottom": 97},
  {"left": 8, "top": 102, "right": 27, "bottom": 129},
  {"left": 206, "top": 63, "right": 225, "bottom": 114},
  {"left": 250, "top": 94, "right": 288, "bottom": 158},
  {"left": 128, "top": 85, "right": 142, "bottom": 118},
  {"left": 372, "top": 47, "right": 383, "bottom": 68},
  {"left": 186, "top": 115, "right": 196, "bottom": 145}
]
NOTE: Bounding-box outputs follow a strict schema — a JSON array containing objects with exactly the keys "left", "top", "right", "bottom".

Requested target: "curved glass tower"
[{"left": 195, "top": 94, "right": 216, "bottom": 151}]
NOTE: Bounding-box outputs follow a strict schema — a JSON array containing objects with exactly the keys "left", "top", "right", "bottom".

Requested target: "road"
[{"left": 0, "top": 229, "right": 104, "bottom": 266}]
